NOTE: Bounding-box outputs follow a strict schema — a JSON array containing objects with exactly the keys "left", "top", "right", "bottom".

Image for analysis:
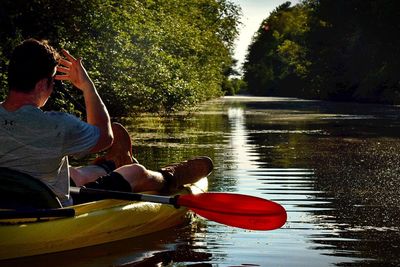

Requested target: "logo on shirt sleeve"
[{"left": 3, "top": 120, "right": 15, "bottom": 130}]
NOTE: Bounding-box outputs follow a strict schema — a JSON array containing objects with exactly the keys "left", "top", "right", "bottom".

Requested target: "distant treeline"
[
  {"left": 0, "top": 0, "right": 240, "bottom": 115},
  {"left": 243, "top": 0, "right": 400, "bottom": 104}
]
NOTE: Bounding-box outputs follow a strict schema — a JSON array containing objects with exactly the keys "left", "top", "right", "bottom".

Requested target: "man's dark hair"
[{"left": 8, "top": 38, "right": 60, "bottom": 92}]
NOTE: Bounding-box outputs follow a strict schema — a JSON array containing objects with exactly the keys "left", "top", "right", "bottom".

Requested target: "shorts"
[
  {"left": 71, "top": 172, "right": 131, "bottom": 204},
  {"left": 85, "top": 171, "right": 132, "bottom": 192}
]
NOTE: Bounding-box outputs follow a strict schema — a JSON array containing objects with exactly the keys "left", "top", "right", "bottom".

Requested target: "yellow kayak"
[{"left": 0, "top": 177, "right": 208, "bottom": 260}]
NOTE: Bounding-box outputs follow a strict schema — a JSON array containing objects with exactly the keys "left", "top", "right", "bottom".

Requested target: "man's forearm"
[{"left": 83, "top": 83, "right": 113, "bottom": 152}]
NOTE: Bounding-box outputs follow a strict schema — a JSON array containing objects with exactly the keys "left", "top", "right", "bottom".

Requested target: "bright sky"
[{"left": 230, "top": 0, "right": 300, "bottom": 74}]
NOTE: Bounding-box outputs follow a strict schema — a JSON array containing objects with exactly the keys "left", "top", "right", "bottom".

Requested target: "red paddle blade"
[{"left": 177, "top": 193, "right": 287, "bottom": 230}]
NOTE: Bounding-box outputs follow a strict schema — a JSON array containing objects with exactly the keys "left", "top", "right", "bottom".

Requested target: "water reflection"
[
  {"left": 217, "top": 96, "right": 400, "bottom": 267},
  {"left": 227, "top": 107, "right": 261, "bottom": 170}
]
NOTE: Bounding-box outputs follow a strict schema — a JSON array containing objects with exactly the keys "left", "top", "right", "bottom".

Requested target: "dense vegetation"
[
  {"left": 243, "top": 0, "right": 400, "bottom": 104},
  {"left": 0, "top": 0, "right": 240, "bottom": 115}
]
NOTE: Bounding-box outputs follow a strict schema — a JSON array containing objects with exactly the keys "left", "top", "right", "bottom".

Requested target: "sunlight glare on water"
[{"left": 209, "top": 104, "right": 360, "bottom": 266}]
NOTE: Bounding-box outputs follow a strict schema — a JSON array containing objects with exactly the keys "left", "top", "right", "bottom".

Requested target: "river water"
[{"left": 4, "top": 96, "right": 400, "bottom": 266}]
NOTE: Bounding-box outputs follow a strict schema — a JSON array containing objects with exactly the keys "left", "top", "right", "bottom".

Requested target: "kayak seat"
[{"left": 0, "top": 167, "right": 62, "bottom": 209}]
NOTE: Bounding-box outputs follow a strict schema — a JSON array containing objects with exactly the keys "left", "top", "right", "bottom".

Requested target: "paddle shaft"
[
  {"left": 70, "top": 187, "right": 179, "bottom": 206},
  {"left": 0, "top": 208, "right": 75, "bottom": 219}
]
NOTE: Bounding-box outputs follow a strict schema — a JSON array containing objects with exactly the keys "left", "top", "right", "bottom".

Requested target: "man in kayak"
[{"left": 0, "top": 38, "right": 213, "bottom": 206}]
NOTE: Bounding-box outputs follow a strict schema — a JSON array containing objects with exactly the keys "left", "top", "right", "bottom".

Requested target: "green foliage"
[
  {"left": 243, "top": 0, "right": 400, "bottom": 104},
  {"left": 0, "top": 0, "right": 241, "bottom": 114},
  {"left": 243, "top": 2, "right": 310, "bottom": 97},
  {"left": 222, "top": 77, "right": 247, "bottom": 95}
]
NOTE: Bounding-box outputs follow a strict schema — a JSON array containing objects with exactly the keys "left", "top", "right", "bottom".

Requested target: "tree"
[
  {"left": 0, "top": 0, "right": 241, "bottom": 114},
  {"left": 243, "top": 2, "right": 311, "bottom": 97},
  {"left": 243, "top": 0, "right": 400, "bottom": 104}
]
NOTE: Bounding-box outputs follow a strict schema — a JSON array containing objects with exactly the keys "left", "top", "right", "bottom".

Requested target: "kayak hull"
[{"left": 0, "top": 178, "right": 207, "bottom": 260}]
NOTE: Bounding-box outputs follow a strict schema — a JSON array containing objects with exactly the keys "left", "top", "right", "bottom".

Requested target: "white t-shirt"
[{"left": 0, "top": 105, "right": 100, "bottom": 203}]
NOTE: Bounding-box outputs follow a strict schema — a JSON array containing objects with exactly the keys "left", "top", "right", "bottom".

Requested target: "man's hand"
[{"left": 55, "top": 49, "right": 94, "bottom": 92}]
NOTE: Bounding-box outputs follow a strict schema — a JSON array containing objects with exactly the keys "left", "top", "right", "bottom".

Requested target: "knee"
[{"left": 114, "top": 163, "right": 147, "bottom": 183}]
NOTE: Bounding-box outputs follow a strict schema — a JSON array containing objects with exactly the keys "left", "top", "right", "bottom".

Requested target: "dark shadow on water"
[
  {"left": 308, "top": 139, "right": 400, "bottom": 267},
  {"left": 121, "top": 245, "right": 212, "bottom": 267}
]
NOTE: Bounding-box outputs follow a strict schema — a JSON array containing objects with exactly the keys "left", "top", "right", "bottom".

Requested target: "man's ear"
[{"left": 34, "top": 78, "right": 49, "bottom": 91}]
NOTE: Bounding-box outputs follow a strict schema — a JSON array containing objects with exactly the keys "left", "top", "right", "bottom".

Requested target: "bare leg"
[
  {"left": 70, "top": 163, "right": 166, "bottom": 192},
  {"left": 114, "top": 157, "right": 213, "bottom": 192},
  {"left": 69, "top": 165, "right": 107, "bottom": 186},
  {"left": 92, "top": 122, "right": 135, "bottom": 167},
  {"left": 114, "top": 164, "right": 165, "bottom": 192}
]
